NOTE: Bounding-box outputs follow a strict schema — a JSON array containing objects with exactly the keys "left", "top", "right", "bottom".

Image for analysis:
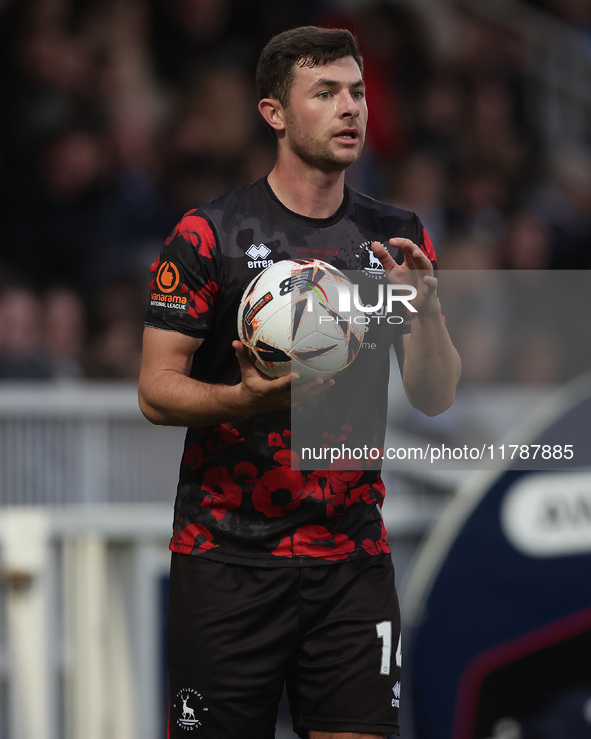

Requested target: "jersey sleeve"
[
  {"left": 413, "top": 212, "right": 446, "bottom": 321},
  {"left": 413, "top": 212, "right": 437, "bottom": 268},
  {"left": 396, "top": 213, "right": 439, "bottom": 334},
  {"left": 145, "top": 210, "right": 221, "bottom": 338}
]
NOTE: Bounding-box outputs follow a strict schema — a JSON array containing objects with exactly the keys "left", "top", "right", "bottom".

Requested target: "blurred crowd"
[{"left": 1, "top": 0, "right": 590, "bottom": 384}]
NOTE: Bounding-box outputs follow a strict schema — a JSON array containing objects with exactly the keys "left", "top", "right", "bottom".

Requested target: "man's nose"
[{"left": 338, "top": 91, "right": 361, "bottom": 117}]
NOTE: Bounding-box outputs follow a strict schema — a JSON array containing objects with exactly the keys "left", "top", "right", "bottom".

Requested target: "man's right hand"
[
  {"left": 233, "top": 340, "right": 334, "bottom": 413},
  {"left": 138, "top": 326, "right": 334, "bottom": 428}
]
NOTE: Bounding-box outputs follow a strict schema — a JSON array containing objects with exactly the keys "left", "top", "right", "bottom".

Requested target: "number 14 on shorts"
[{"left": 376, "top": 621, "right": 402, "bottom": 675}]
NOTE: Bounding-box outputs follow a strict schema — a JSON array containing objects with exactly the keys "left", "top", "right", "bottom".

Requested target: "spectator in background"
[
  {"left": 1, "top": 0, "right": 591, "bottom": 383},
  {"left": 42, "top": 286, "right": 87, "bottom": 378},
  {"left": 435, "top": 239, "right": 507, "bottom": 386},
  {"left": 82, "top": 278, "right": 144, "bottom": 379},
  {"left": 82, "top": 316, "right": 143, "bottom": 379},
  {"left": 465, "top": 78, "right": 532, "bottom": 186},
  {"left": 147, "top": 0, "right": 245, "bottom": 88},
  {"left": 526, "top": 147, "right": 591, "bottom": 269},
  {"left": 447, "top": 163, "right": 508, "bottom": 244},
  {"left": 3, "top": 1, "right": 108, "bottom": 225},
  {"left": 388, "top": 151, "right": 449, "bottom": 249},
  {"left": 8, "top": 125, "right": 112, "bottom": 292},
  {"left": 157, "top": 61, "right": 260, "bottom": 208},
  {"left": 411, "top": 71, "right": 468, "bottom": 170},
  {"left": 499, "top": 210, "right": 553, "bottom": 270},
  {"left": 0, "top": 284, "right": 52, "bottom": 379}
]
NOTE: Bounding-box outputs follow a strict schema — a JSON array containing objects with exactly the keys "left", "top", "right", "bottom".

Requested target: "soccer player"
[{"left": 139, "top": 26, "right": 460, "bottom": 739}]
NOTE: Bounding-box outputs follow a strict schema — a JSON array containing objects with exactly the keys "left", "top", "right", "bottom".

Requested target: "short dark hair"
[{"left": 256, "top": 26, "right": 364, "bottom": 108}]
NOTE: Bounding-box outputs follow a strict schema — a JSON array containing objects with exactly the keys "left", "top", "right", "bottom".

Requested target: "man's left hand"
[{"left": 371, "top": 238, "right": 440, "bottom": 316}]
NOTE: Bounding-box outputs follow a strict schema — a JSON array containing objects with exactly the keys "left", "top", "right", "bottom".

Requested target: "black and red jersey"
[{"left": 145, "top": 177, "right": 437, "bottom": 566}]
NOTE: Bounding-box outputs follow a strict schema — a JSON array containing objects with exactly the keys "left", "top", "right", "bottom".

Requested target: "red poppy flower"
[
  {"left": 272, "top": 525, "right": 355, "bottom": 559},
  {"left": 273, "top": 449, "right": 300, "bottom": 469},
  {"left": 216, "top": 424, "right": 244, "bottom": 446},
  {"left": 361, "top": 522, "right": 390, "bottom": 556},
  {"left": 302, "top": 470, "right": 329, "bottom": 503},
  {"left": 201, "top": 466, "right": 242, "bottom": 522},
  {"left": 422, "top": 228, "right": 436, "bottom": 261},
  {"left": 268, "top": 432, "right": 285, "bottom": 448},
  {"left": 347, "top": 483, "right": 378, "bottom": 507},
  {"left": 183, "top": 443, "right": 204, "bottom": 470},
  {"left": 329, "top": 469, "right": 363, "bottom": 489},
  {"left": 355, "top": 475, "right": 385, "bottom": 504},
  {"left": 303, "top": 469, "right": 364, "bottom": 517},
  {"left": 252, "top": 466, "right": 305, "bottom": 518},
  {"left": 171, "top": 213, "right": 216, "bottom": 259},
  {"left": 188, "top": 279, "right": 219, "bottom": 320},
  {"left": 233, "top": 461, "right": 258, "bottom": 484},
  {"left": 171, "top": 523, "right": 218, "bottom": 554}
]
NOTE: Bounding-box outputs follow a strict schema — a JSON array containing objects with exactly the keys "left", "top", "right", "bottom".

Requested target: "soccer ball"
[{"left": 237, "top": 259, "right": 364, "bottom": 380}]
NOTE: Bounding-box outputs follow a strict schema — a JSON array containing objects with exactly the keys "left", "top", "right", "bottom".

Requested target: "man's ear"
[{"left": 258, "top": 98, "right": 286, "bottom": 133}]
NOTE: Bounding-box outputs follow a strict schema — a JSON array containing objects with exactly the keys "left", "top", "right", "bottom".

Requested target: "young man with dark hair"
[{"left": 139, "top": 25, "right": 460, "bottom": 739}]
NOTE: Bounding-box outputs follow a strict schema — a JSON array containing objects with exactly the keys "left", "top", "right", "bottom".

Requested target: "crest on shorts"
[{"left": 174, "top": 687, "right": 209, "bottom": 731}]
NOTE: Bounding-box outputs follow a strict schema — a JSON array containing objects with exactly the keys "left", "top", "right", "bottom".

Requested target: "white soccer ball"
[{"left": 237, "top": 259, "right": 365, "bottom": 380}]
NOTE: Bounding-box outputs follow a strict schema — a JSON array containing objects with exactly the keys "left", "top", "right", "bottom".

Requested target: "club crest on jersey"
[
  {"left": 355, "top": 241, "right": 386, "bottom": 279},
  {"left": 174, "top": 688, "right": 209, "bottom": 731},
  {"left": 245, "top": 243, "right": 274, "bottom": 269}
]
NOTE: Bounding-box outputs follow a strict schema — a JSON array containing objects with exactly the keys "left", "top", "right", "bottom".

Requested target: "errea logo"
[
  {"left": 246, "top": 244, "right": 271, "bottom": 259},
  {"left": 246, "top": 243, "right": 273, "bottom": 269}
]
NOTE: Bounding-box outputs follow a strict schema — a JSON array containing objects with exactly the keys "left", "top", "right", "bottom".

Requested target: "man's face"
[{"left": 282, "top": 56, "right": 368, "bottom": 173}]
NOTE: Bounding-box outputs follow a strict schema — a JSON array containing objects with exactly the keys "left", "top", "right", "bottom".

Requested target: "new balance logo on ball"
[{"left": 246, "top": 243, "right": 274, "bottom": 268}]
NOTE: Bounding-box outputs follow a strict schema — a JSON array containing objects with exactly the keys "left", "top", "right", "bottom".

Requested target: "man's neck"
[{"left": 266, "top": 160, "right": 346, "bottom": 219}]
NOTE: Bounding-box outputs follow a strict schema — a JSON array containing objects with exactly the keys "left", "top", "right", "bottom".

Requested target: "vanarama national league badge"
[{"left": 150, "top": 259, "right": 189, "bottom": 312}]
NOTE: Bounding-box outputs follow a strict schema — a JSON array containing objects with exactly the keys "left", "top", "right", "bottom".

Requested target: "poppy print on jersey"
[
  {"left": 188, "top": 279, "right": 219, "bottom": 321},
  {"left": 201, "top": 466, "right": 243, "bottom": 522},
  {"left": 183, "top": 443, "right": 204, "bottom": 471},
  {"left": 206, "top": 423, "right": 245, "bottom": 455},
  {"left": 216, "top": 424, "right": 245, "bottom": 446},
  {"left": 272, "top": 449, "right": 300, "bottom": 468},
  {"left": 167, "top": 211, "right": 216, "bottom": 259},
  {"left": 303, "top": 470, "right": 379, "bottom": 519},
  {"left": 252, "top": 466, "right": 306, "bottom": 518},
  {"left": 272, "top": 525, "right": 356, "bottom": 560},
  {"left": 421, "top": 227, "right": 436, "bottom": 261},
  {"left": 268, "top": 432, "right": 285, "bottom": 448},
  {"left": 361, "top": 520, "right": 390, "bottom": 556},
  {"left": 171, "top": 522, "right": 218, "bottom": 554},
  {"left": 233, "top": 461, "right": 258, "bottom": 484}
]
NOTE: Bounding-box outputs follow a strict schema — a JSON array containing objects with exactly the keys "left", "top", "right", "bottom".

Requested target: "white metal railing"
[
  {"left": 0, "top": 381, "right": 185, "bottom": 507},
  {"left": 0, "top": 504, "right": 172, "bottom": 739}
]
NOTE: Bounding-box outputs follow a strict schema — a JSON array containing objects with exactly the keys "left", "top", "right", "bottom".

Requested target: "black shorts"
[{"left": 167, "top": 553, "right": 401, "bottom": 738}]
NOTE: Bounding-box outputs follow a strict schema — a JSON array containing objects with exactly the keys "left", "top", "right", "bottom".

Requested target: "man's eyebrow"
[{"left": 310, "top": 77, "right": 366, "bottom": 90}]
